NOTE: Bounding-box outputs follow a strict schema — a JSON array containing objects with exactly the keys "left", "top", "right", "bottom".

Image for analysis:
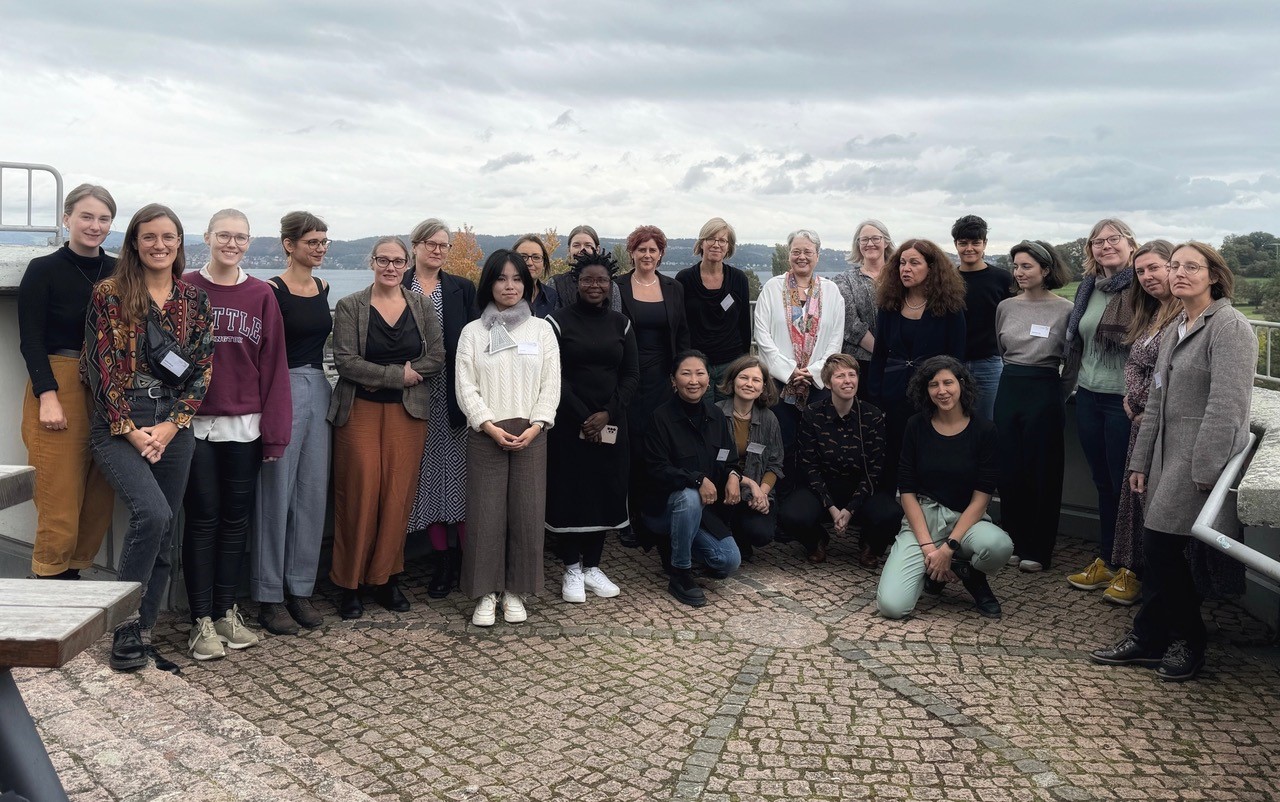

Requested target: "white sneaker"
[
  {"left": 1018, "top": 559, "right": 1044, "bottom": 573},
  {"left": 188, "top": 616, "right": 226, "bottom": 661},
  {"left": 562, "top": 564, "right": 586, "bottom": 603},
  {"left": 213, "top": 605, "right": 259, "bottom": 650},
  {"left": 472, "top": 592, "right": 498, "bottom": 627},
  {"left": 1007, "top": 555, "right": 1021, "bottom": 568},
  {"left": 581, "top": 566, "right": 620, "bottom": 598},
  {"left": 502, "top": 591, "right": 528, "bottom": 623}
]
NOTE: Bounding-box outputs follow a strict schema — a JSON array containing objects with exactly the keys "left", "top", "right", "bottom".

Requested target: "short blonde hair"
[{"left": 694, "top": 217, "right": 736, "bottom": 259}]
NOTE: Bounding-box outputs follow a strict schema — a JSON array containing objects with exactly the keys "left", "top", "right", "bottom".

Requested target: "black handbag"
[{"left": 145, "top": 307, "right": 196, "bottom": 387}]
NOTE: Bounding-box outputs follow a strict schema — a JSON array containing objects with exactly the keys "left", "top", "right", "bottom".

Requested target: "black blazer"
[
  {"left": 644, "top": 395, "right": 738, "bottom": 537},
  {"left": 615, "top": 272, "right": 692, "bottom": 361},
  {"left": 402, "top": 267, "right": 479, "bottom": 428}
]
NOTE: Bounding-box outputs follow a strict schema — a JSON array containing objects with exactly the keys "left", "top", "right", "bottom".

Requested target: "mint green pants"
[{"left": 876, "top": 496, "right": 1013, "bottom": 620}]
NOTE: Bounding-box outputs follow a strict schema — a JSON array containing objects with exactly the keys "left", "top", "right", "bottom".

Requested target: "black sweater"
[
  {"left": 960, "top": 267, "right": 1015, "bottom": 360},
  {"left": 898, "top": 413, "right": 999, "bottom": 512},
  {"left": 18, "top": 244, "right": 116, "bottom": 396},
  {"left": 674, "top": 263, "right": 752, "bottom": 364}
]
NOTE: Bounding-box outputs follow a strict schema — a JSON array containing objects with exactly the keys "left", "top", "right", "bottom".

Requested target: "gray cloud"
[{"left": 479, "top": 153, "right": 534, "bottom": 173}]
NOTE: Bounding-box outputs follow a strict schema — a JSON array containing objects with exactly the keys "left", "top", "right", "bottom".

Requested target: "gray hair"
[
  {"left": 846, "top": 218, "right": 893, "bottom": 266},
  {"left": 786, "top": 229, "right": 821, "bottom": 251},
  {"left": 369, "top": 235, "right": 409, "bottom": 262},
  {"left": 410, "top": 217, "right": 450, "bottom": 245}
]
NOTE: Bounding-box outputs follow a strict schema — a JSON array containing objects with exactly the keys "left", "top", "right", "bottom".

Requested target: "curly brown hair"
[{"left": 876, "top": 238, "right": 966, "bottom": 315}]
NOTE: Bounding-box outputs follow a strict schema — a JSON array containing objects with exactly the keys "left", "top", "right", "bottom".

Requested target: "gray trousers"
[
  {"left": 460, "top": 419, "right": 546, "bottom": 599},
  {"left": 251, "top": 368, "right": 331, "bottom": 601}
]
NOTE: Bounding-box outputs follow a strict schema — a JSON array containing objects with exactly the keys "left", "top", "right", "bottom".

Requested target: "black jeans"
[
  {"left": 1133, "top": 527, "right": 1207, "bottom": 653},
  {"left": 778, "top": 487, "right": 902, "bottom": 555},
  {"left": 182, "top": 438, "right": 263, "bottom": 621},
  {"left": 554, "top": 531, "right": 606, "bottom": 568}
]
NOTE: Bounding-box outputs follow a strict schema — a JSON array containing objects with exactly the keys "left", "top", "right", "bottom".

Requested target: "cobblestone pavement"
[{"left": 15, "top": 534, "right": 1280, "bottom": 801}]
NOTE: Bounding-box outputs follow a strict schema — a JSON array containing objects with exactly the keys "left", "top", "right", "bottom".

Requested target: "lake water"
[{"left": 244, "top": 269, "right": 374, "bottom": 309}]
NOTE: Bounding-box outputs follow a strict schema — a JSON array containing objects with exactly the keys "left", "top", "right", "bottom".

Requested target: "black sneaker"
[
  {"left": 667, "top": 569, "right": 707, "bottom": 608},
  {"left": 1156, "top": 640, "right": 1204, "bottom": 682},
  {"left": 1090, "top": 632, "right": 1164, "bottom": 667},
  {"left": 109, "top": 621, "right": 147, "bottom": 672}
]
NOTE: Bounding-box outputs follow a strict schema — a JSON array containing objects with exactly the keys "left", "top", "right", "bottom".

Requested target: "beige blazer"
[
  {"left": 1129, "top": 298, "right": 1256, "bottom": 535},
  {"left": 327, "top": 285, "right": 445, "bottom": 427}
]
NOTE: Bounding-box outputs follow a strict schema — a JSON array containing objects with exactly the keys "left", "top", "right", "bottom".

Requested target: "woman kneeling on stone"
[{"left": 876, "top": 356, "right": 1013, "bottom": 619}]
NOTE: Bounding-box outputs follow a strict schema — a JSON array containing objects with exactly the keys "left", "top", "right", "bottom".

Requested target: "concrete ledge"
[
  {"left": 1239, "top": 386, "right": 1280, "bottom": 527},
  {"left": 0, "top": 465, "right": 34, "bottom": 512}
]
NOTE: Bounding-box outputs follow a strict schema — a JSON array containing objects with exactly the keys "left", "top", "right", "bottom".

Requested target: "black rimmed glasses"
[
  {"left": 858, "top": 235, "right": 885, "bottom": 245},
  {"left": 579, "top": 276, "right": 611, "bottom": 286},
  {"left": 373, "top": 256, "right": 408, "bottom": 269},
  {"left": 416, "top": 240, "right": 450, "bottom": 253},
  {"left": 1090, "top": 234, "right": 1124, "bottom": 249},
  {"left": 301, "top": 237, "right": 331, "bottom": 250}
]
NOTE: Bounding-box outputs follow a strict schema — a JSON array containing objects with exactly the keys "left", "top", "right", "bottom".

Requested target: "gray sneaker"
[
  {"left": 213, "top": 605, "right": 260, "bottom": 650},
  {"left": 188, "top": 616, "right": 226, "bottom": 661}
]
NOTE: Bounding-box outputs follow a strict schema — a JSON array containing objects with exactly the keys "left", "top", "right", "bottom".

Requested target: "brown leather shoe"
[
  {"left": 807, "top": 541, "right": 828, "bottom": 564},
  {"left": 858, "top": 543, "right": 882, "bottom": 569},
  {"left": 285, "top": 595, "right": 324, "bottom": 629},
  {"left": 257, "top": 602, "right": 300, "bottom": 635}
]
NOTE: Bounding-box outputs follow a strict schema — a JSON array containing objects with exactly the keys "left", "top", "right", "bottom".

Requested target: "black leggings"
[
  {"left": 182, "top": 438, "right": 262, "bottom": 621},
  {"left": 778, "top": 487, "right": 902, "bottom": 554},
  {"left": 555, "top": 531, "right": 606, "bottom": 568}
]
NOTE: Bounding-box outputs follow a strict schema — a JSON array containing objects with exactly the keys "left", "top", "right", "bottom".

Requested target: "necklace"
[
  {"left": 633, "top": 273, "right": 658, "bottom": 287},
  {"left": 904, "top": 297, "right": 926, "bottom": 310},
  {"left": 732, "top": 408, "right": 752, "bottom": 420}
]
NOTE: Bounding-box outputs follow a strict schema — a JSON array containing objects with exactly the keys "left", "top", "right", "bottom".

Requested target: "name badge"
[
  {"left": 160, "top": 351, "right": 191, "bottom": 375},
  {"left": 517, "top": 342, "right": 539, "bottom": 355},
  {"left": 720, "top": 295, "right": 735, "bottom": 311},
  {"left": 746, "top": 442, "right": 766, "bottom": 455},
  {"left": 1029, "top": 324, "right": 1051, "bottom": 338},
  {"left": 715, "top": 448, "right": 730, "bottom": 462},
  {"left": 1154, "top": 371, "right": 1163, "bottom": 390}
]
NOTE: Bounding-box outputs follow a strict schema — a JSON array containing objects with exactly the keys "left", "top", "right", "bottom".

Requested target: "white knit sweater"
[{"left": 455, "top": 314, "right": 561, "bottom": 431}]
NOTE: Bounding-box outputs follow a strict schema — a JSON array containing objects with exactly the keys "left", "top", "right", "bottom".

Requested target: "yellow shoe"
[
  {"left": 1103, "top": 568, "right": 1141, "bottom": 606},
  {"left": 1067, "top": 558, "right": 1115, "bottom": 590}
]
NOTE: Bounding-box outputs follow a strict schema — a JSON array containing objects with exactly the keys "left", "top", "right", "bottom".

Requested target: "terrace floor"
[{"left": 13, "top": 533, "right": 1280, "bottom": 802}]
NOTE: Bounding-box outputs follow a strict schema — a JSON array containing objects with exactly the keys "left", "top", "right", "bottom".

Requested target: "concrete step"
[{"left": 15, "top": 647, "right": 376, "bottom": 801}]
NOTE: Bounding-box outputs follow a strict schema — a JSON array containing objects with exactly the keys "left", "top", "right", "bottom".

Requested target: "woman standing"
[
  {"left": 643, "top": 351, "right": 741, "bottom": 607},
  {"left": 253, "top": 212, "right": 332, "bottom": 635},
  {"left": 675, "top": 217, "right": 752, "bottom": 395},
  {"left": 1091, "top": 242, "right": 1256, "bottom": 682},
  {"left": 552, "top": 225, "right": 621, "bottom": 313},
  {"left": 778, "top": 354, "right": 902, "bottom": 566},
  {"left": 181, "top": 210, "right": 291, "bottom": 659},
  {"left": 456, "top": 250, "right": 560, "bottom": 627},
  {"left": 714, "top": 356, "right": 785, "bottom": 562},
  {"left": 513, "top": 234, "right": 560, "bottom": 318},
  {"left": 546, "top": 251, "right": 638, "bottom": 602},
  {"left": 753, "top": 229, "right": 845, "bottom": 459},
  {"left": 617, "top": 225, "right": 690, "bottom": 542},
  {"left": 866, "top": 239, "right": 967, "bottom": 494},
  {"left": 876, "top": 357, "right": 1013, "bottom": 620},
  {"left": 832, "top": 219, "right": 893, "bottom": 381},
  {"left": 403, "top": 218, "right": 478, "bottom": 598},
  {"left": 19, "top": 183, "right": 117, "bottom": 580},
  {"left": 328, "top": 237, "right": 444, "bottom": 619},
  {"left": 85, "top": 204, "right": 214, "bottom": 672},
  {"left": 1108, "top": 240, "right": 1180, "bottom": 604},
  {"left": 993, "top": 241, "right": 1077, "bottom": 574},
  {"left": 1064, "top": 219, "right": 1139, "bottom": 594}
]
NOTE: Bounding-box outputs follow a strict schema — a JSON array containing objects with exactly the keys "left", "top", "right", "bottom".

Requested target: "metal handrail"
[
  {"left": 1190, "top": 433, "right": 1280, "bottom": 584},
  {"left": 0, "top": 161, "right": 64, "bottom": 245}
]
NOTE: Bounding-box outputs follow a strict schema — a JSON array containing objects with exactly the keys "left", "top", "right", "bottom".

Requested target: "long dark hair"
[
  {"left": 99, "top": 203, "right": 185, "bottom": 326},
  {"left": 877, "top": 239, "right": 966, "bottom": 315},
  {"left": 476, "top": 249, "right": 534, "bottom": 310}
]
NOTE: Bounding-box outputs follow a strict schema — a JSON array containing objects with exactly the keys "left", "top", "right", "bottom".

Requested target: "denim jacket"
[{"left": 715, "top": 400, "right": 785, "bottom": 496}]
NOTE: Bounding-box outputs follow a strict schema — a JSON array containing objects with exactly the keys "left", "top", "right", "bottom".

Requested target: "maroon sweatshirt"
[{"left": 184, "top": 271, "right": 293, "bottom": 458}]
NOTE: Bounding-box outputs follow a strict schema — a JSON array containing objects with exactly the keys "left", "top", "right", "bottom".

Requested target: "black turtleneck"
[{"left": 18, "top": 244, "right": 117, "bottom": 396}]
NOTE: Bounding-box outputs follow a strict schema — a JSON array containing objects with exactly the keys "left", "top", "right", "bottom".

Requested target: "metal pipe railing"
[
  {"left": 0, "top": 161, "right": 64, "bottom": 245},
  {"left": 1190, "top": 433, "right": 1280, "bottom": 584}
]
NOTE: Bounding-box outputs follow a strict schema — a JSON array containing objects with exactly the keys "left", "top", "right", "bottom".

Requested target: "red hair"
[{"left": 626, "top": 225, "right": 667, "bottom": 254}]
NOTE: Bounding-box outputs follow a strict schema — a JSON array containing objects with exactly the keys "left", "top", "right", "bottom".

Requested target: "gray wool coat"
[
  {"left": 327, "top": 286, "right": 445, "bottom": 427},
  {"left": 1129, "top": 298, "right": 1257, "bottom": 535}
]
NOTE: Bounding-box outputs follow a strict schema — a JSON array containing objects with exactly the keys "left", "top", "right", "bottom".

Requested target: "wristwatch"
[{"left": 945, "top": 538, "right": 961, "bottom": 552}]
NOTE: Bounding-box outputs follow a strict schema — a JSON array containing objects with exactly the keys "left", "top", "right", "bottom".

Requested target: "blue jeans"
[
  {"left": 645, "top": 489, "right": 741, "bottom": 576},
  {"left": 1075, "top": 387, "right": 1131, "bottom": 566},
  {"left": 90, "top": 396, "right": 196, "bottom": 630},
  {"left": 966, "top": 355, "right": 1003, "bottom": 422}
]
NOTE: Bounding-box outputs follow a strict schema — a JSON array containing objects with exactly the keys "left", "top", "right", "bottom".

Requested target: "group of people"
[{"left": 18, "top": 185, "right": 1256, "bottom": 683}]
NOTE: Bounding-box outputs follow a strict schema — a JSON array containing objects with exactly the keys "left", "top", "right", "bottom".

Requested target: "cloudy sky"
[{"left": 2, "top": 1, "right": 1278, "bottom": 255}]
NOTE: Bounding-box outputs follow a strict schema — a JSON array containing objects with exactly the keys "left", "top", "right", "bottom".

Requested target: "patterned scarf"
[
  {"left": 1065, "top": 266, "right": 1134, "bottom": 371},
  {"left": 781, "top": 271, "right": 823, "bottom": 408}
]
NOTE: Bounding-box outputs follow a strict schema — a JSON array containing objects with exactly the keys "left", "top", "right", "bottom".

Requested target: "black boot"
[
  {"left": 109, "top": 620, "right": 147, "bottom": 672},
  {"left": 667, "top": 567, "right": 707, "bottom": 608},
  {"left": 339, "top": 588, "right": 364, "bottom": 620},
  {"left": 954, "top": 560, "right": 1002, "bottom": 618},
  {"left": 374, "top": 576, "right": 411, "bottom": 612},
  {"left": 427, "top": 550, "right": 452, "bottom": 599}
]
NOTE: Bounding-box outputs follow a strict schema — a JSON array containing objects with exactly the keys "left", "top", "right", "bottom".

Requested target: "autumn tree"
[
  {"left": 542, "top": 227, "right": 572, "bottom": 276},
  {"left": 445, "top": 223, "right": 485, "bottom": 284}
]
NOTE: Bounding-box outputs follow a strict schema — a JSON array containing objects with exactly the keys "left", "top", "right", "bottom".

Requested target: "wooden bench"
[{"left": 0, "top": 578, "right": 141, "bottom": 802}]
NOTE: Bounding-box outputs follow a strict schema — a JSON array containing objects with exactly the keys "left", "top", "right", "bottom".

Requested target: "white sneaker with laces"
[
  {"left": 213, "top": 604, "right": 260, "bottom": 650},
  {"left": 562, "top": 564, "right": 586, "bottom": 603},
  {"left": 188, "top": 616, "right": 226, "bottom": 661},
  {"left": 472, "top": 592, "right": 499, "bottom": 627},
  {"left": 581, "top": 566, "right": 620, "bottom": 598},
  {"left": 502, "top": 591, "right": 528, "bottom": 623}
]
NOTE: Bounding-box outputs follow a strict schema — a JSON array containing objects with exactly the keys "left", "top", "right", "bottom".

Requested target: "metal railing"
[
  {"left": 1250, "top": 321, "right": 1280, "bottom": 384},
  {"left": 1191, "top": 433, "right": 1280, "bottom": 585},
  {"left": 0, "top": 162, "right": 64, "bottom": 245}
]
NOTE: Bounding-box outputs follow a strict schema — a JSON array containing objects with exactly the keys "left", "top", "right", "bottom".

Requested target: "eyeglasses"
[
  {"left": 138, "top": 233, "right": 179, "bottom": 246},
  {"left": 1167, "top": 261, "right": 1207, "bottom": 275},
  {"left": 212, "top": 231, "right": 250, "bottom": 246},
  {"left": 579, "top": 276, "right": 611, "bottom": 286},
  {"left": 416, "top": 240, "right": 450, "bottom": 253},
  {"left": 300, "top": 238, "right": 331, "bottom": 250},
  {"left": 519, "top": 253, "right": 545, "bottom": 264},
  {"left": 373, "top": 256, "right": 408, "bottom": 269},
  {"left": 704, "top": 237, "right": 730, "bottom": 246},
  {"left": 1089, "top": 234, "right": 1125, "bottom": 249},
  {"left": 790, "top": 249, "right": 817, "bottom": 258},
  {"left": 858, "top": 236, "right": 885, "bottom": 245}
]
